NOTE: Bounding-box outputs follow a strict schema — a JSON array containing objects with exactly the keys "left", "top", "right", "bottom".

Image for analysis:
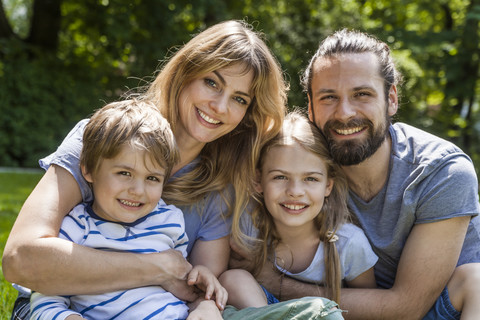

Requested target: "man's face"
[{"left": 308, "top": 52, "right": 398, "bottom": 166}]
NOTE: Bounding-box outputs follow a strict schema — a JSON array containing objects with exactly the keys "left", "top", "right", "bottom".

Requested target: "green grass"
[{"left": 0, "top": 171, "right": 43, "bottom": 319}]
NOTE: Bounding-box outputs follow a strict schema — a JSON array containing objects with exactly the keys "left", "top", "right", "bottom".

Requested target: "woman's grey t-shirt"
[{"left": 40, "top": 119, "right": 232, "bottom": 255}]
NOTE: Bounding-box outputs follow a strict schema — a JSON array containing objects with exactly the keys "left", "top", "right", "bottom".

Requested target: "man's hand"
[{"left": 187, "top": 265, "right": 228, "bottom": 310}]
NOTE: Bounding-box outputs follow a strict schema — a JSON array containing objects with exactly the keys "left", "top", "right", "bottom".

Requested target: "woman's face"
[{"left": 176, "top": 63, "right": 254, "bottom": 148}]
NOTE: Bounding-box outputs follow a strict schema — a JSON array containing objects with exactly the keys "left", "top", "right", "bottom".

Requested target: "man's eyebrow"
[{"left": 313, "top": 88, "right": 335, "bottom": 95}]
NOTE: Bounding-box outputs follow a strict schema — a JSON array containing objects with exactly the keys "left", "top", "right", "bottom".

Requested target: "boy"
[{"left": 29, "top": 99, "right": 226, "bottom": 320}]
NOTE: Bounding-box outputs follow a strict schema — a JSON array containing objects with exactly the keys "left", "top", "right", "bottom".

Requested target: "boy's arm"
[{"left": 30, "top": 292, "right": 81, "bottom": 320}]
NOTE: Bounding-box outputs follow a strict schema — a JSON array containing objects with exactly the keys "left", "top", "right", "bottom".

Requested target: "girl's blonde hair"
[
  {"left": 141, "top": 20, "right": 287, "bottom": 218},
  {"left": 246, "top": 111, "right": 349, "bottom": 304}
]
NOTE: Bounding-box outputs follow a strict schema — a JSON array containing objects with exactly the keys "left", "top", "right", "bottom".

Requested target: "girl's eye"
[
  {"left": 234, "top": 96, "right": 248, "bottom": 106},
  {"left": 273, "top": 175, "right": 287, "bottom": 180},
  {"left": 118, "top": 171, "right": 131, "bottom": 177}
]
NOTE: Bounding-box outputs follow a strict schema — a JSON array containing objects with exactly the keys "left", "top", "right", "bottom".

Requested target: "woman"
[{"left": 3, "top": 20, "right": 287, "bottom": 319}]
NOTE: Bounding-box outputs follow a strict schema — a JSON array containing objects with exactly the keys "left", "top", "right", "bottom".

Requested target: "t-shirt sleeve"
[
  {"left": 341, "top": 225, "right": 378, "bottom": 282},
  {"left": 416, "top": 154, "right": 480, "bottom": 223},
  {"left": 196, "top": 193, "right": 233, "bottom": 242},
  {"left": 39, "top": 119, "right": 93, "bottom": 203}
]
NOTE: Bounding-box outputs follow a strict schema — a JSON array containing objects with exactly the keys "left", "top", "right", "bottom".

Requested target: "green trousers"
[{"left": 222, "top": 297, "right": 345, "bottom": 320}]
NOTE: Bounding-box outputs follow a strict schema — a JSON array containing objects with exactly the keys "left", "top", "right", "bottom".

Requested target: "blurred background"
[{"left": 1, "top": 0, "right": 480, "bottom": 175}]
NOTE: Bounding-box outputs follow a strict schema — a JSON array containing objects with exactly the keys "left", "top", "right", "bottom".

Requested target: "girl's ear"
[
  {"left": 254, "top": 169, "right": 263, "bottom": 194},
  {"left": 325, "top": 178, "right": 334, "bottom": 197},
  {"left": 81, "top": 165, "right": 94, "bottom": 183}
]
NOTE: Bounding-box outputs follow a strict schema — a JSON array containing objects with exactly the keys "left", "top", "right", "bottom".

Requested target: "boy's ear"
[
  {"left": 254, "top": 169, "right": 263, "bottom": 194},
  {"left": 81, "top": 165, "right": 94, "bottom": 183}
]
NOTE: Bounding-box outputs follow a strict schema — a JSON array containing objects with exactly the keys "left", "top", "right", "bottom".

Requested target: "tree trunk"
[
  {"left": 26, "top": 0, "right": 62, "bottom": 52},
  {"left": 0, "top": 1, "right": 15, "bottom": 39}
]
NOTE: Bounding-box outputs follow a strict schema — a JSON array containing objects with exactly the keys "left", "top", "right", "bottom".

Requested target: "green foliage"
[
  {"left": 1, "top": 0, "right": 480, "bottom": 174},
  {"left": 0, "top": 170, "right": 43, "bottom": 318}
]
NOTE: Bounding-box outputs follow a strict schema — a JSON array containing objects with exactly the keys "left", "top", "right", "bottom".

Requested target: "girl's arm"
[
  {"left": 2, "top": 165, "right": 197, "bottom": 301},
  {"left": 345, "top": 267, "right": 377, "bottom": 288}
]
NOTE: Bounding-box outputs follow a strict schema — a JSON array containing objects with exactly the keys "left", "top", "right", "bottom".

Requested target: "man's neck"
[{"left": 341, "top": 135, "right": 392, "bottom": 202}]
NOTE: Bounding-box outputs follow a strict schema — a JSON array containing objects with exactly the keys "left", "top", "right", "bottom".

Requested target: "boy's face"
[{"left": 83, "top": 144, "right": 166, "bottom": 223}]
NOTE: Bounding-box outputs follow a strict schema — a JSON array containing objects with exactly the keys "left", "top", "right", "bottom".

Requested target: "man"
[{"left": 253, "top": 29, "right": 480, "bottom": 319}]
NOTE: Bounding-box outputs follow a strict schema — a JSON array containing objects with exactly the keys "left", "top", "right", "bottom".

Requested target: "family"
[{"left": 3, "top": 19, "right": 480, "bottom": 320}]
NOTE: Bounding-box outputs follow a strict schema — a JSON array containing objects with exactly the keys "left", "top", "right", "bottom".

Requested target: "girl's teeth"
[
  {"left": 283, "top": 204, "right": 306, "bottom": 210},
  {"left": 198, "top": 109, "right": 221, "bottom": 124}
]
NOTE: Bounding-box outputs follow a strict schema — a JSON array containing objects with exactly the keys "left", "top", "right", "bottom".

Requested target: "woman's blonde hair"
[
  {"left": 81, "top": 99, "right": 179, "bottom": 181},
  {"left": 140, "top": 20, "right": 288, "bottom": 218},
  {"left": 245, "top": 111, "right": 350, "bottom": 304}
]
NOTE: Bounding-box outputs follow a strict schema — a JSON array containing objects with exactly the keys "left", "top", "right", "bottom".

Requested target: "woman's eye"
[
  {"left": 305, "top": 177, "right": 319, "bottom": 182},
  {"left": 204, "top": 78, "right": 217, "bottom": 89},
  {"left": 273, "top": 175, "right": 287, "bottom": 180},
  {"left": 234, "top": 96, "right": 248, "bottom": 105}
]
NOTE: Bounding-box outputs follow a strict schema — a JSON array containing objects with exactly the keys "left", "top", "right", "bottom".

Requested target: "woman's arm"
[
  {"left": 189, "top": 236, "right": 230, "bottom": 277},
  {"left": 2, "top": 165, "right": 197, "bottom": 301}
]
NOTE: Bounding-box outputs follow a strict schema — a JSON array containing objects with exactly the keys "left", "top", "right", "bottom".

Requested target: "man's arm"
[{"left": 258, "top": 216, "right": 470, "bottom": 320}]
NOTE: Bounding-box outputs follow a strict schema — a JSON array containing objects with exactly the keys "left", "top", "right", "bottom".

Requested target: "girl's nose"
[{"left": 287, "top": 180, "right": 305, "bottom": 197}]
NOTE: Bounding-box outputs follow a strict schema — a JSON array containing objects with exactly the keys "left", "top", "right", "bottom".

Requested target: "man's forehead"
[
  {"left": 313, "top": 52, "right": 379, "bottom": 70},
  {"left": 311, "top": 52, "right": 383, "bottom": 87}
]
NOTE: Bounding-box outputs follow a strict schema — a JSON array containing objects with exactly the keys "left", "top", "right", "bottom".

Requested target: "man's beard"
[{"left": 322, "top": 116, "right": 390, "bottom": 166}]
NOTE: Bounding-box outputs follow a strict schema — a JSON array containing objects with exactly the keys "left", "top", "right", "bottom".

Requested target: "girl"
[
  {"left": 3, "top": 20, "right": 287, "bottom": 319},
  {"left": 221, "top": 111, "right": 378, "bottom": 310}
]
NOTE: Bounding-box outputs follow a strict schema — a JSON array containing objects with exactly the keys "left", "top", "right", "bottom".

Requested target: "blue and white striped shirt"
[{"left": 30, "top": 199, "right": 189, "bottom": 320}]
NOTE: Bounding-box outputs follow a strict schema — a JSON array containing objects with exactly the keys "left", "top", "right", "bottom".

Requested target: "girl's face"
[
  {"left": 257, "top": 144, "right": 334, "bottom": 232},
  {"left": 82, "top": 144, "right": 165, "bottom": 224},
  {"left": 176, "top": 63, "right": 254, "bottom": 148}
]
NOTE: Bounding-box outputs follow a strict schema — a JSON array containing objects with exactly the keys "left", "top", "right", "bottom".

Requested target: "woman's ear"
[
  {"left": 81, "top": 165, "right": 94, "bottom": 183},
  {"left": 254, "top": 169, "right": 263, "bottom": 194}
]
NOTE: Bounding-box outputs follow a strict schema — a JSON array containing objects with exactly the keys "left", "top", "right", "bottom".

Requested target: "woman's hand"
[
  {"left": 153, "top": 249, "right": 199, "bottom": 302},
  {"left": 187, "top": 265, "right": 228, "bottom": 310}
]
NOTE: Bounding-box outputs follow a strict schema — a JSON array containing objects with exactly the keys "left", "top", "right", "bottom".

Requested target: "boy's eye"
[{"left": 147, "top": 176, "right": 161, "bottom": 182}]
